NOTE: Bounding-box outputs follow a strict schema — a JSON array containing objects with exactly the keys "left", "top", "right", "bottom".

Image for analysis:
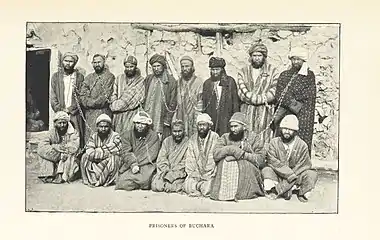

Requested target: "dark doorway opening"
[{"left": 26, "top": 49, "right": 51, "bottom": 131}]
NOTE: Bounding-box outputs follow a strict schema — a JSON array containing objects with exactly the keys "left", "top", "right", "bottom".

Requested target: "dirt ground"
[{"left": 25, "top": 151, "right": 338, "bottom": 213}]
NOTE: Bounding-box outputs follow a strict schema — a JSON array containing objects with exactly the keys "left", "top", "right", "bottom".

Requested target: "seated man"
[
  {"left": 151, "top": 120, "right": 189, "bottom": 193},
  {"left": 37, "top": 111, "right": 80, "bottom": 184},
  {"left": 81, "top": 114, "right": 122, "bottom": 187},
  {"left": 115, "top": 111, "right": 160, "bottom": 191},
  {"left": 210, "top": 112, "right": 265, "bottom": 201},
  {"left": 184, "top": 113, "right": 219, "bottom": 197},
  {"left": 262, "top": 114, "right": 318, "bottom": 202}
]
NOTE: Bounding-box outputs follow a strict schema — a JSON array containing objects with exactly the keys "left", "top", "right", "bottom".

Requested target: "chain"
[{"left": 158, "top": 78, "right": 178, "bottom": 113}]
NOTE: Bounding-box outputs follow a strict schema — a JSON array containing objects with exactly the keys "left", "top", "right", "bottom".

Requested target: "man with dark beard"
[
  {"left": 202, "top": 57, "right": 240, "bottom": 136},
  {"left": 81, "top": 114, "right": 122, "bottom": 187},
  {"left": 210, "top": 112, "right": 265, "bottom": 201},
  {"left": 37, "top": 111, "right": 80, "bottom": 184},
  {"left": 273, "top": 47, "right": 317, "bottom": 155},
  {"left": 115, "top": 111, "right": 160, "bottom": 191},
  {"left": 151, "top": 120, "right": 189, "bottom": 193},
  {"left": 262, "top": 115, "right": 317, "bottom": 202},
  {"left": 110, "top": 56, "right": 145, "bottom": 134},
  {"left": 143, "top": 54, "right": 177, "bottom": 141},
  {"left": 175, "top": 56, "right": 203, "bottom": 137},
  {"left": 80, "top": 54, "right": 115, "bottom": 144},
  {"left": 50, "top": 52, "right": 85, "bottom": 148},
  {"left": 237, "top": 43, "right": 279, "bottom": 147}
]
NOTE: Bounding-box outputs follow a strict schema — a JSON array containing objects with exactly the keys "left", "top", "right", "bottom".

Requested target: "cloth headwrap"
[
  {"left": 63, "top": 52, "right": 79, "bottom": 64},
  {"left": 248, "top": 43, "right": 268, "bottom": 58},
  {"left": 53, "top": 111, "right": 70, "bottom": 122},
  {"left": 229, "top": 112, "right": 247, "bottom": 126},
  {"left": 280, "top": 114, "right": 299, "bottom": 131},
  {"left": 209, "top": 57, "right": 226, "bottom": 68},
  {"left": 149, "top": 54, "right": 167, "bottom": 67},
  {"left": 288, "top": 47, "right": 309, "bottom": 76},
  {"left": 133, "top": 110, "right": 153, "bottom": 125},
  {"left": 93, "top": 54, "right": 106, "bottom": 61},
  {"left": 96, "top": 114, "right": 112, "bottom": 125},
  {"left": 180, "top": 55, "right": 194, "bottom": 64},
  {"left": 196, "top": 113, "right": 213, "bottom": 125},
  {"left": 124, "top": 55, "right": 138, "bottom": 65}
]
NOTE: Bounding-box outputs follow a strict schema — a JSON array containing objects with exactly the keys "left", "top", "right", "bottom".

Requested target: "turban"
[
  {"left": 133, "top": 110, "right": 153, "bottom": 125},
  {"left": 96, "top": 114, "right": 112, "bottom": 125},
  {"left": 180, "top": 55, "right": 194, "bottom": 64},
  {"left": 53, "top": 111, "right": 70, "bottom": 122},
  {"left": 149, "top": 54, "right": 166, "bottom": 67},
  {"left": 248, "top": 43, "right": 268, "bottom": 58},
  {"left": 229, "top": 112, "right": 247, "bottom": 126},
  {"left": 124, "top": 55, "right": 138, "bottom": 65},
  {"left": 209, "top": 57, "right": 226, "bottom": 68},
  {"left": 196, "top": 113, "right": 213, "bottom": 125},
  {"left": 280, "top": 114, "right": 299, "bottom": 131},
  {"left": 172, "top": 119, "right": 185, "bottom": 127},
  {"left": 62, "top": 52, "right": 79, "bottom": 64},
  {"left": 93, "top": 54, "right": 105, "bottom": 61},
  {"left": 288, "top": 47, "right": 308, "bottom": 62}
]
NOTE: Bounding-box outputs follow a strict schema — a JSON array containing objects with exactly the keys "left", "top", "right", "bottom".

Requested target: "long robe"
[
  {"left": 151, "top": 136, "right": 189, "bottom": 192},
  {"left": 81, "top": 130, "right": 122, "bottom": 187},
  {"left": 37, "top": 123, "right": 80, "bottom": 182},
  {"left": 210, "top": 131, "right": 265, "bottom": 201},
  {"left": 50, "top": 69, "right": 85, "bottom": 147},
  {"left": 262, "top": 136, "right": 317, "bottom": 196},
  {"left": 110, "top": 69, "right": 145, "bottom": 135},
  {"left": 202, "top": 73, "right": 240, "bottom": 136},
  {"left": 184, "top": 131, "right": 219, "bottom": 197},
  {"left": 175, "top": 74, "right": 203, "bottom": 137},
  {"left": 237, "top": 63, "right": 279, "bottom": 146},
  {"left": 274, "top": 68, "right": 317, "bottom": 155},
  {"left": 115, "top": 129, "right": 160, "bottom": 190},
  {"left": 80, "top": 69, "right": 115, "bottom": 144}
]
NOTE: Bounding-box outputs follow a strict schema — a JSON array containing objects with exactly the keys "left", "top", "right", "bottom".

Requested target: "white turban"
[
  {"left": 288, "top": 47, "right": 309, "bottom": 76},
  {"left": 96, "top": 114, "right": 112, "bottom": 125},
  {"left": 53, "top": 111, "right": 70, "bottom": 122},
  {"left": 280, "top": 114, "right": 299, "bottom": 131},
  {"left": 196, "top": 113, "right": 213, "bottom": 125},
  {"left": 133, "top": 111, "right": 153, "bottom": 125}
]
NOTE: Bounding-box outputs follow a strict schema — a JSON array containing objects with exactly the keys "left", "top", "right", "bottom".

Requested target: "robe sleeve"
[
  {"left": 267, "top": 140, "right": 295, "bottom": 180},
  {"left": 101, "top": 133, "right": 122, "bottom": 156},
  {"left": 86, "top": 74, "right": 115, "bottom": 108},
  {"left": 136, "top": 133, "right": 160, "bottom": 167},
  {"left": 297, "top": 72, "right": 316, "bottom": 102},
  {"left": 292, "top": 141, "right": 312, "bottom": 176},
  {"left": 119, "top": 133, "right": 138, "bottom": 170},
  {"left": 213, "top": 136, "right": 231, "bottom": 162},
  {"left": 84, "top": 134, "right": 104, "bottom": 162},
  {"left": 185, "top": 140, "right": 201, "bottom": 179},
  {"left": 109, "top": 76, "right": 119, "bottom": 103},
  {"left": 230, "top": 77, "right": 241, "bottom": 113},
  {"left": 155, "top": 138, "right": 170, "bottom": 173},
  {"left": 241, "top": 135, "right": 266, "bottom": 168},
  {"left": 163, "top": 79, "right": 178, "bottom": 126},
  {"left": 79, "top": 76, "right": 91, "bottom": 108},
  {"left": 37, "top": 132, "right": 61, "bottom": 161},
  {"left": 250, "top": 70, "right": 280, "bottom": 105},
  {"left": 67, "top": 73, "right": 84, "bottom": 115},
  {"left": 50, "top": 73, "right": 64, "bottom": 112},
  {"left": 64, "top": 131, "right": 80, "bottom": 154},
  {"left": 237, "top": 71, "right": 251, "bottom": 103}
]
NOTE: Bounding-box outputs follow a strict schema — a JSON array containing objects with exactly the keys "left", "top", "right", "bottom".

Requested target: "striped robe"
[
  {"left": 237, "top": 63, "right": 279, "bottom": 147},
  {"left": 210, "top": 131, "right": 265, "bottom": 201},
  {"left": 81, "top": 130, "right": 122, "bottom": 187}
]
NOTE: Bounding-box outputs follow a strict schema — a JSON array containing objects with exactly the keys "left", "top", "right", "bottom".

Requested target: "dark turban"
[
  {"left": 149, "top": 54, "right": 166, "bottom": 67},
  {"left": 248, "top": 43, "right": 268, "bottom": 58},
  {"left": 63, "top": 52, "right": 79, "bottom": 64},
  {"left": 124, "top": 55, "right": 138, "bottom": 65},
  {"left": 209, "top": 57, "right": 226, "bottom": 68}
]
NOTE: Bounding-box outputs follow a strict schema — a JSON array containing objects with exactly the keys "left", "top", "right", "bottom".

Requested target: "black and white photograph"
[{"left": 25, "top": 22, "right": 339, "bottom": 213}]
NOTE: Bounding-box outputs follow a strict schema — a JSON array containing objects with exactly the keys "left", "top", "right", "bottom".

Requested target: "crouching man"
[{"left": 262, "top": 114, "right": 318, "bottom": 202}]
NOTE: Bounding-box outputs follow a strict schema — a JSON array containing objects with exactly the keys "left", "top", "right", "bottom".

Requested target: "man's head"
[
  {"left": 96, "top": 114, "right": 112, "bottom": 138},
  {"left": 53, "top": 111, "right": 70, "bottom": 135},
  {"left": 62, "top": 52, "right": 78, "bottom": 72},
  {"left": 288, "top": 47, "right": 308, "bottom": 72},
  {"left": 196, "top": 113, "right": 213, "bottom": 139},
  {"left": 180, "top": 56, "right": 195, "bottom": 80},
  {"left": 132, "top": 111, "right": 152, "bottom": 137},
  {"left": 124, "top": 55, "right": 138, "bottom": 77},
  {"left": 279, "top": 115, "right": 299, "bottom": 143},
  {"left": 229, "top": 112, "right": 247, "bottom": 141},
  {"left": 92, "top": 54, "right": 106, "bottom": 74},
  {"left": 248, "top": 43, "right": 268, "bottom": 69},
  {"left": 149, "top": 54, "right": 166, "bottom": 77},
  {"left": 171, "top": 120, "right": 185, "bottom": 143},
  {"left": 209, "top": 57, "right": 226, "bottom": 81}
]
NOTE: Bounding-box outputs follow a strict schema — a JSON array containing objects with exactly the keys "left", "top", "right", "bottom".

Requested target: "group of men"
[{"left": 36, "top": 42, "right": 318, "bottom": 202}]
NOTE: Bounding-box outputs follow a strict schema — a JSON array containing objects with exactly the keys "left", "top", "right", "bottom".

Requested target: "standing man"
[
  {"left": 175, "top": 56, "right": 203, "bottom": 137},
  {"left": 110, "top": 56, "right": 145, "bottom": 134},
  {"left": 210, "top": 112, "right": 265, "bottom": 201},
  {"left": 237, "top": 43, "right": 279, "bottom": 146},
  {"left": 143, "top": 54, "right": 177, "bottom": 141},
  {"left": 151, "top": 120, "right": 189, "bottom": 193},
  {"left": 37, "top": 111, "right": 80, "bottom": 184},
  {"left": 202, "top": 57, "right": 240, "bottom": 136},
  {"left": 80, "top": 54, "right": 115, "bottom": 144},
  {"left": 81, "top": 114, "right": 122, "bottom": 187},
  {"left": 273, "top": 47, "right": 317, "bottom": 155},
  {"left": 184, "top": 113, "right": 219, "bottom": 197},
  {"left": 262, "top": 115, "right": 318, "bottom": 202},
  {"left": 115, "top": 111, "right": 160, "bottom": 191},
  {"left": 50, "top": 52, "right": 85, "bottom": 148}
]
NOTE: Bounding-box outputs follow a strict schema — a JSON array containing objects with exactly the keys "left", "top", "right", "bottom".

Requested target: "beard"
[
  {"left": 63, "top": 65, "right": 74, "bottom": 74},
  {"left": 125, "top": 69, "right": 136, "bottom": 78},
  {"left": 98, "top": 130, "right": 110, "bottom": 139},
  {"left": 181, "top": 68, "right": 195, "bottom": 80},
  {"left": 291, "top": 64, "right": 302, "bottom": 72},
  {"left": 250, "top": 59, "right": 265, "bottom": 69},
  {"left": 173, "top": 135, "right": 184, "bottom": 144},
  {"left": 94, "top": 66, "right": 104, "bottom": 74},
  {"left": 280, "top": 132, "right": 295, "bottom": 143},
  {"left": 56, "top": 125, "right": 68, "bottom": 136},
  {"left": 229, "top": 131, "right": 244, "bottom": 142},
  {"left": 134, "top": 127, "right": 149, "bottom": 138},
  {"left": 198, "top": 128, "right": 210, "bottom": 139}
]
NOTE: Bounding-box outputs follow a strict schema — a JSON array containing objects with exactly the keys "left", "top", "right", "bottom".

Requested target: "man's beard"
[
  {"left": 280, "top": 132, "right": 295, "bottom": 143},
  {"left": 56, "top": 126, "right": 68, "bottom": 136},
  {"left": 125, "top": 69, "right": 136, "bottom": 78},
  {"left": 198, "top": 128, "right": 210, "bottom": 139},
  {"left": 153, "top": 69, "right": 164, "bottom": 77},
  {"left": 98, "top": 130, "right": 110, "bottom": 139},
  {"left": 229, "top": 131, "right": 244, "bottom": 142},
  {"left": 173, "top": 135, "right": 184, "bottom": 144},
  {"left": 134, "top": 127, "right": 149, "bottom": 138},
  {"left": 210, "top": 74, "right": 222, "bottom": 82},
  {"left": 181, "top": 68, "right": 195, "bottom": 80},
  {"left": 291, "top": 64, "right": 302, "bottom": 72},
  {"left": 63, "top": 66, "right": 74, "bottom": 74},
  {"left": 94, "top": 66, "right": 105, "bottom": 74},
  {"left": 251, "top": 59, "right": 265, "bottom": 69}
]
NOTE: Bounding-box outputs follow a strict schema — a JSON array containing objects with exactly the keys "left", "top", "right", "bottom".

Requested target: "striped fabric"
[{"left": 218, "top": 160, "right": 239, "bottom": 201}]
